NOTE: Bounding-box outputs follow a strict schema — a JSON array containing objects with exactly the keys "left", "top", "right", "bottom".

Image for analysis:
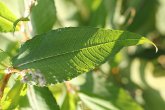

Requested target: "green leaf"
[
  {"left": 17, "top": 95, "right": 31, "bottom": 110},
  {"left": 27, "top": 86, "right": 60, "bottom": 110},
  {"left": 80, "top": 71, "right": 143, "bottom": 110},
  {"left": 143, "top": 89, "right": 165, "bottom": 110},
  {"left": 0, "top": 34, "right": 19, "bottom": 56},
  {"left": 61, "top": 92, "right": 77, "bottom": 110},
  {"left": 127, "top": 0, "right": 157, "bottom": 34},
  {"left": 0, "top": 1, "right": 19, "bottom": 32},
  {"left": 89, "top": 1, "right": 107, "bottom": 27},
  {"left": 31, "top": 0, "right": 56, "bottom": 35},
  {"left": 0, "top": 49, "right": 11, "bottom": 70},
  {"left": 0, "top": 80, "right": 27, "bottom": 110},
  {"left": 12, "top": 27, "right": 156, "bottom": 85},
  {"left": 79, "top": 93, "right": 119, "bottom": 110}
]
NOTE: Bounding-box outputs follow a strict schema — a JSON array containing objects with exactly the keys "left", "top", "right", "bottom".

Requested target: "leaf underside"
[{"left": 12, "top": 27, "right": 154, "bottom": 85}]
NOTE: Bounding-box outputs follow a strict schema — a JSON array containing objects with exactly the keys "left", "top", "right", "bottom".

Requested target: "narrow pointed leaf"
[
  {"left": 0, "top": 1, "right": 19, "bottom": 32},
  {"left": 12, "top": 27, "right": 156, "bottom": 85}
]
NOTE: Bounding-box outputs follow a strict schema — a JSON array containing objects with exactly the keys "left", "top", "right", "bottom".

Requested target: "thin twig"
[{"left": 0, "top": 73, "right": 12, "bottom": 99}]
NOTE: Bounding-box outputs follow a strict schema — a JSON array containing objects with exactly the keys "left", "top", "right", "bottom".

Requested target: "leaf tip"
[{"left": 139, "top": 37, "right": 158, "bottom": 53}]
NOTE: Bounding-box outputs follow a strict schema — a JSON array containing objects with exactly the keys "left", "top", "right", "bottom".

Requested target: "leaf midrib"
[
  {"left": 16, "top": 38, "right": 140, "bottom": 68},
  {"left": 0, "top": 15, "right": 15, "bottom": 25}
]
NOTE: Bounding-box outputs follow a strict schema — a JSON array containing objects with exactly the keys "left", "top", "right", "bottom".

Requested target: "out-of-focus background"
[{"left": 0, "top": 0, "right": 165, "bottom": 110}]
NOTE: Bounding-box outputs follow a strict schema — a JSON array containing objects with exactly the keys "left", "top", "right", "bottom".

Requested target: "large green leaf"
[
  {"left": 0, "top": 1, "right": 19, "bottom": 32},
  {"left": 27, "top": 86, "right": 60, "bottom": 110},
  {"left": 12, "top": 27, "right": 156, "bottom": 85},
  {"left": 31, "top": 0, "right": 56, "bottom": 35}
]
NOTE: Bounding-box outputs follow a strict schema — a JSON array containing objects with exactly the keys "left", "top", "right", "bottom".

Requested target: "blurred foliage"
[
  {"left": 0, "top": 1, "right": 19, "bottom": 32},
  {"left": 30, "top": 0, "right": 57, "bottom": 35},
  {"left": 0, "top": 0, "right": 165, "bottom": 110}
]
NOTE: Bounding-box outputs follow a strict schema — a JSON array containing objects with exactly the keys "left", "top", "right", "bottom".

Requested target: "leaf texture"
[
  {"left": 0, "top": 1, "right": 19, "bottom": 32},
  {"left": 12, "top": 27, "right": 155, "bottom": 85}
]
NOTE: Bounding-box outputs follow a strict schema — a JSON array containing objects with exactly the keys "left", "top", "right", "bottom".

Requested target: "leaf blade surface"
[{"left": 12, "top": 27, "right": 155, "bottom": 85}]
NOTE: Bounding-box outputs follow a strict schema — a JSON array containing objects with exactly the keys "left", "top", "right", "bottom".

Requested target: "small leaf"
[
  {"left": 0, "top": 81, "right": 27, "bottom": 110},
  {"left": 31, "top": 0, "right": 56, "bottom": 35},
  {"left": 89, "top": 1, "right": 107, "bottom": 27},
  {"left": 61, "top": 92, "right": 77, "bottom": 110},
  {"left": 0, "top": 49, "right": 11, "bottom": 80},
  {"left": 0, "top": 49, "right": 11, "bottom": 70},
  {"left": 27, "top": 86, "right": 60, "bottom": 110},
  {"left": 0, "top": 1, "right": 19, "bottom": 32},
  {"left": 12, "top": 27, "right": 156, "bottom": 85}
]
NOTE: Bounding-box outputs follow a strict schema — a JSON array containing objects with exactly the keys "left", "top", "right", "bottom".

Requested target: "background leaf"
[
  {"left": 27, "top": 86, "right": 60, "bottom": 110},
  {"left": 61, "top": 91, "right": 77, "bottom": 110},
  {"left": 0, "top": 34, "right": 18, "bottom": 56},
  {"left": 0, "top": 80, "right": 26, "bottom": 110},
  {"left": 0, "top": 49, "right": 11, "bottom": 70},
  {"left": 0, "top": 1, "right": 19, "bottom": 32},
  {"left": 79, "top": 71, "right": 143, "bottom": 110},
  {"left": 79, "top": 93, "right": 119, "bottom": 110},
  {"left": 12, "top": 27, "right": 155, "bottom": 85},
  {"left": 30, "top": 0, "right": 56, "bottom": 35}
]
